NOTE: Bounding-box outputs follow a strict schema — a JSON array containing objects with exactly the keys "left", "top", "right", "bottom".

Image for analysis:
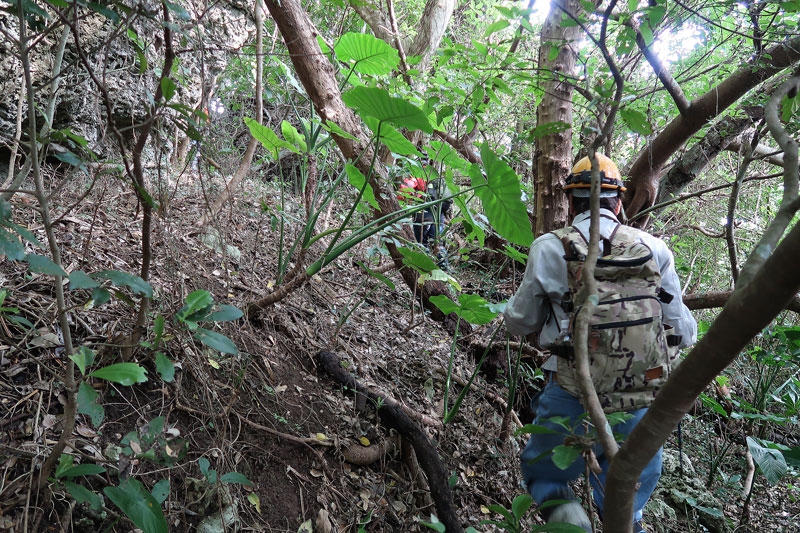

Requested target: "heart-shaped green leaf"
[
  {"left": 343, "top": 87, "right": 432, "bottom": 133},
  {"left": 469, "top": 146, "right": 533, "bottom": 247},
  {"left": 334, "top": 32, "right": 399, "bottom": 75}
]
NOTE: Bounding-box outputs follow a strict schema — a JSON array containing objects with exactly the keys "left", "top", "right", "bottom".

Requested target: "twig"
[
  {"left": 632, "top": 17, "right": 690, "bottom": 116},
  {"left": 726, "top": 127, "right": 762, "bottom": 282},
  {"left": 737, "top": 72, "right": 800, "bottom": 287},
  {"left": 629, "top": 172, "right": 783, "bottom": 223}
]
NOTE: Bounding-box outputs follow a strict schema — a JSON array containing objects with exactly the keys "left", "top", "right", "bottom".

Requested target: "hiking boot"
[{"left": 546, "top": 502, "right": 591, "bottom": 532}]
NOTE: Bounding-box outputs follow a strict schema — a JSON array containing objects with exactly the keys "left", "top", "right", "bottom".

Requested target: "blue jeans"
[{"left": 520, "top": 377, "right": 662, "bottom": 523}]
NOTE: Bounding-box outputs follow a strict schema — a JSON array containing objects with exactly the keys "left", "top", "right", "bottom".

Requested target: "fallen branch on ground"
[{"left": 317, "top": 350, "right": 463, "bottom": 533}]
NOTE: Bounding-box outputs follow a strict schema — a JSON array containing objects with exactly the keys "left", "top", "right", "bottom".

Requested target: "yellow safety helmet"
[{"left": 565, "top": 154, "right": 626, "bottom": 197}]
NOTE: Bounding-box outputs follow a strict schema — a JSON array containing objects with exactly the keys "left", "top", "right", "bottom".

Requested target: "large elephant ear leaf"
[
  {"left": 334, "top": 32, "right": 399, "bottom": 76},
  {"left": 342, "top": 87, "right": 432, "bottom": 133},
  {"left": 363, "top": 116, "right": 419, "bottom": 156},
  {"left": 468, "top": 145, "right": 533, "bottom": 247}
]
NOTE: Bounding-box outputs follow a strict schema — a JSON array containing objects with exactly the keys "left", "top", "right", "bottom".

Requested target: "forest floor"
[{"left": 1, "top": 168, "right": 798, "bottom": 532}]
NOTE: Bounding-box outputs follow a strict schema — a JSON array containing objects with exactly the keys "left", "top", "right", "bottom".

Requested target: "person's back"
[{"left": 504, "top": 154, "right": 697, "bottom": 532}]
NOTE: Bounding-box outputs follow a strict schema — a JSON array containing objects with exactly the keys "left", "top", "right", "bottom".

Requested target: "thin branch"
[
  {"left": 16, "top": 5, "right": 77, "bottom": 490},
  {"left": 725, "top": 127, "right": 762, "bottom": 282},
  {"left": 738, "top": 72, "right": 800, "bottom": 287},
  {"left": 632, "top": 18, "right": 690, "bottom": 116},
  {"left": 629, "top": 172, "right": 784, "bottom": 222},
  {"left": 385, "top": 0, "right": 411, "bottom": 82}
]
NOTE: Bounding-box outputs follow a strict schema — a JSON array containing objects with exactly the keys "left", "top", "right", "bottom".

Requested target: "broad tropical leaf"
[
  {"left": 334, "top": 32, "right": 399, "bottom": 75},
  {"left": 281, "top": 121, "right": 307, "bottom": 152},
  {"left": 397, "top": 247, "right": 438, "bottom": 273},
  {"left": 342, "top": 87, "right": 432, "bottom": 133},
  {"left": 345, "top": 165, "right": 379, "bottom": 209},
  {"left": 245, "top": 117, "right": 298, "bottom": 160},
  {"left": 104, "top": 479, "right": 168, "bottom": 533},
  {"left": 747, "top": 436, "right": 788, "bottom": 485},
  {"left": 429, "top": 293, "right": 499, "bottom": 325},
  {"left": 363, "top": 116, "right": 419, "bottom": 156},
  {"left": 469, "top": 145, "right": 533, "bottom": 247}
]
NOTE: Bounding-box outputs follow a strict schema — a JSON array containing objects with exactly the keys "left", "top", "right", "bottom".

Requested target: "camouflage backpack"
[{"left": 550, "top": 220, "right": 679, "bottom": 413}]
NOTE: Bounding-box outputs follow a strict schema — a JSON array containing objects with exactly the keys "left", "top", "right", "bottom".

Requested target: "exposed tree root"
[
  {"left": 341, "top": 435, "right": 399, "bottom": 466},
  {"left": 316, "top": 350, "right": 463, "bottom": 533}
]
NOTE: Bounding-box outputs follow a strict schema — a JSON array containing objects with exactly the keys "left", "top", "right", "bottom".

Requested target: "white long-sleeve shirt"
[{"left": 504, "top": 209, "right": 697, "bottom": 370}]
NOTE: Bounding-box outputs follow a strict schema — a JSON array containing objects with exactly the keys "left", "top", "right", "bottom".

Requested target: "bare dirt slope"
[{"left": 1, "top": 170, "right": 798, "bottom": 532}]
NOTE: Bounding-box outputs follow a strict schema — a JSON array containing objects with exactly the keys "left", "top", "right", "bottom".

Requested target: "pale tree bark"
[
  {"left": 200, "top": 0, "right": 264, "bottom": 226},
  {"left": 258, "top": 0, "right": 456, "bottom": 326},
  {"left": 350, "top": 0, "right": 456, "bottom": 72},
  {"left": 683, "top": 291, "right": 800, "bottom": 314},
  {"left": 726, "top": 140, "right": 785, "bottom": 167},
  {"left": 533, "top": 0, "right": 585, "bottom": 237},
  {"left": 654, "top": 114, "right": 754, "bottom": 208},
  {"left": 624, "top": 35, "right": 800, "bottom": 219}
]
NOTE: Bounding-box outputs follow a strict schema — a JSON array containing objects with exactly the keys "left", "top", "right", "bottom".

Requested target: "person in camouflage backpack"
[{"left": 504, "top": 153, "right": 697, "bottom": 532}]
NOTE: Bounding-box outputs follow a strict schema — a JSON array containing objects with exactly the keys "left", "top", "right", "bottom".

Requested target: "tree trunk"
[
  {"left": 625, "top": 35, "right": 800, "bottom": 219},
  {"left": 655, "top": 114, "right": 754, "bottom": 207},
  {"left": 351, "top": 0, "right": 456, "bottom": 72},
  {"left": 603, "top": 202, "right": 800, "bottom": 531},
  {"left": 533, "top": 0, "right": 583, "bottom": 237},
  {"left": 262, "top": 0, "right": 454, "bottom": 322}
]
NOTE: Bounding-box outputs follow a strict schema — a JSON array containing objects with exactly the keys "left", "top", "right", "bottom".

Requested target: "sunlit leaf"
[
  {"left": 397, "top": 247, "right": 438, "bottom": 273},
  {"left": 363, "top": 116, "right": 419, "bottom": 156},
  {"left": 343, "top": 87, "right": 432, "bottom": 133},
  {"left": 334, "top": 32, "right": 399, "bottom": 75},
  {"left": 245, "top": 117, "right": 299, "bottom": 160},
  {"left": 620, "top": 108, "right": 653, "bottom": 135},
  {"left": 345, "top": 164, "right": 379, "bottom": 209},
  {"left": 281, "top": 121, "right": 307, "bottom": 152}
]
